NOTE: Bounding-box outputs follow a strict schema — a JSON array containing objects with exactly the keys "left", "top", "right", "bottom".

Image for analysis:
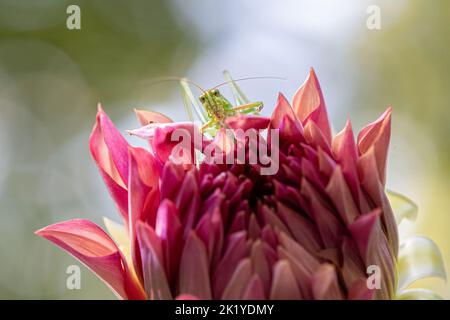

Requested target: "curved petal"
[
  {"left": 89, "top": 106, "right": 129, "bottom": 221},
  {"left": 387, "top": 190, "right": 418, "bottom": 225},
  {"left": 35, "top": 219, "right": 144, "bottom": 299},
  {"left": 397, "top": 289, "right": 443, "bottom": 300},
  {"left": 397, "top": 236, "right": 447, "bottom": 291}
]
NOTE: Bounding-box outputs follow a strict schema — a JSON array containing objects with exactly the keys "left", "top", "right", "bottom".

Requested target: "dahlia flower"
[{"left": 36, "top": 69, "right": 446, "bottom": 300}]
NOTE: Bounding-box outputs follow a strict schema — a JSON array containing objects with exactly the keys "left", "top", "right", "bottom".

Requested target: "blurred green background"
[{"left": 0, "top": 0, "right": 448, "bottom": 299}]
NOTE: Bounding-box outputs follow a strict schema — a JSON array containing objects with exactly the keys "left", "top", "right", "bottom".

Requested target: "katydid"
[{"left": 180, "top": 71, "right": 282, "bottom": 134}]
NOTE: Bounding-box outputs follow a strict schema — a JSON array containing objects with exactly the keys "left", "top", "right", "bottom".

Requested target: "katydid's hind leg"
[{"left": 223, "top": 70, "right": 250, "bottom": 105}]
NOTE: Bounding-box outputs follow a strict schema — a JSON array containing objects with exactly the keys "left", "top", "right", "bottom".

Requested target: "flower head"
[{"left": 36, "top": 69, "right": 444, "bottom": 300}]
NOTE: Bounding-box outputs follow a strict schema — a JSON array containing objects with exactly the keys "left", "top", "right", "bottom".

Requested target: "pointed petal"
[
  {"left": 357, "top": 108, "right": 392, "bottom": 185},
  {"left": 36, "top": 219, "right": 144, "bottom": 299},
  {"left": 332, "top": 120, "right": 360, "bottom": 201},
  {"left": 134, "top": 109, "right": 172, "bottom": 126},
  {"left": 242, "top": 275, "right": 266, "bottom": 300},
  {"left": 292, "top": 68, "right": 332, "bottom": 143},
  {"left": 136, "top": 222, "right": 172, "bottom": 300},
  {"left": 311, "top": 263, "right": 344, "bottom": 300},
  {"left": 270, "top": 260, "right": 302, "bottom": 299},
  {"left": 221, "top": 258, "right": 253, "bottom": 299},
  {"left": 179, "top": 231, "right": 212, "bottom": 299},
  {"left": 326, "top": 166, "right": 359, "bottom": 225},
  {"left": 155, "top": 199, "right": 183, "bottom": 285},
  {"left": 349, "top": 210, "right": 396, "bottom": 299},
  {"left": 270, "top": 93, "right": 304, "bottom": 145}
]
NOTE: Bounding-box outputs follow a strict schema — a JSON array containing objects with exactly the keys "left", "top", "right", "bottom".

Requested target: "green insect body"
[{"left": 180, "top": 71, "right": 264, "bottom": 135}]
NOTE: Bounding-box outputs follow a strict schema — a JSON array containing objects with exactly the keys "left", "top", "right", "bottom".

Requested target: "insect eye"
[
  {"left": 199, "top": 96, "right": 205, "bottom": 102},
  {"left": 213, "top": 90, "right": 220, "bottom": 96}
]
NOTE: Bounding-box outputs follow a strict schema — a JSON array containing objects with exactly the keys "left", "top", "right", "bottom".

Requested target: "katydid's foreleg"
[
  {"left": 232, "top": 101, "right": 263, "bottom": 114},
  {"left": 200, "top": 119, "right": 215, "bottom": 133}
]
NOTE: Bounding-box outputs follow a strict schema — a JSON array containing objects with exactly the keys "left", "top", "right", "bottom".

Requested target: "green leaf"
[
  {"left": 387, "top": 189, "right": 418, "bottom": 225},
  {"left": 397, "top": 289, "right": 443, "bottom": 300},
  {"left": 397, "top": 236, "right": 447, "bottom": 291}
]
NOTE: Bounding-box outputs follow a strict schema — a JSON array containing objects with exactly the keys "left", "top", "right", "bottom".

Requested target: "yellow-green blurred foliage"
[
  {"left": 0, "top": 0, "right": 198, "bottom": 298},
  {"left": 355, "top": 0, "right": 450, "bottom": 298}
]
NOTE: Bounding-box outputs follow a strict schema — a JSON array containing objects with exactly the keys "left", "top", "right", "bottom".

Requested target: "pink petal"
[
  {"left": 128, "top": 147, "right": 155, "bottom": 280},
  {"left": 90, "top": 105, "right": 129, "bottom": 186},
  {"left": 348, "top": 279, "right": 374, "bottom": 300},
  {"left": 311, "top": 263, "right": 344, "bottom": 300},
  {"left": 155, "top": 199, "right": 183, "bottom": 286},
  {"left": 176, "top": 294, "right": 199, "bottom": 300},
  {"left": 301, "top": 178, "right": 344, "bottom": 247},
  {"left": 36, "top": 219, "right": 144, "bottom": 299},
  {"left": 242, "top": 275, "right": 266, "bottom": 300},
  {"left": 325, "top": 166, "right": 359, "bottom": 225},
  {"left": 277, "top": 202, "right": 323, "bottom": 253},
  {"left": 292, "top": 68, "right": 332, "bottom": 144},
  {"left": 304, "top": 120, "right": 331, "bottom": 154},
  {"left": 270, "top": 93, "right": 304, "bottom": 145},
  {"left": 348, "top": 209, "right": 381, "bottom": 259},
  {"left": 269, "top": 260, "right": 302, "bottom": 299},
  {"left": 136, "top": 222, "right": 172, "bottom": 300},
  {"left": 250, "top": 240, "right": 272, "bottom": 294},
  {"left": 221, "top": 258, "right": 252, "bottom": 299},
  {"left": 332, "top": 120, "right": 360, "bottom": 201},
  {"left": 179, "top": 231, "right": 212, "bottom": 299},
  {"left": 89, "top": 106, "right": 130, "bottom": 221},
  {"left": 225, "top": 114, "right": 270, "bottom": 131},
  {"left": 134, "top": 109, "right": 172, "bottom": 126},
  {"left": 213, "top": 231, "right": 250, "bottom": 298},
  {"left": 340, "top": 236, "right": 366, "bottom": 290},
  {"left": 357, "top": 108, "right": 392, "bottom": 185}
]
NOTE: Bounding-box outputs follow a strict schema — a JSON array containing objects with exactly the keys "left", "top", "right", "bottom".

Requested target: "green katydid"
[{"left": 180, "top": 71, "right": 283, "bottom": 134}]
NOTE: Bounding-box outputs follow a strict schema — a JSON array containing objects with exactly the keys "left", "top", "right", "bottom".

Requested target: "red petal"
[
  {"left": 36, "top": 219, "right": 144, "bottom": 299},
  {"left": 89, "top": 106, "right": 130, "bottom": 221}
]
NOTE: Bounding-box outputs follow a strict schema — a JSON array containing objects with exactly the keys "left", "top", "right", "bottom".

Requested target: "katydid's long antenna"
[
  {"left": 147, "top": 76, "right": 207, "bottom": 93},
  {"left": 212, "top": 76, "right": 286, "bottom": 90}
]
